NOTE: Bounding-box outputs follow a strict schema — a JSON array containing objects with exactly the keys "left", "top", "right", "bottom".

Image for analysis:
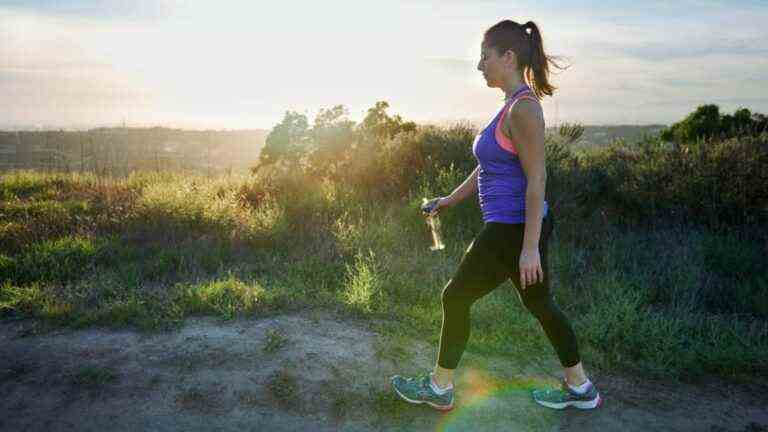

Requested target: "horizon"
[
  {"left": 0, "top": 121, "right": 669, "bottom": 133},
  {"left": 2, "top": 1, "right": 767, "bottom": 130}
]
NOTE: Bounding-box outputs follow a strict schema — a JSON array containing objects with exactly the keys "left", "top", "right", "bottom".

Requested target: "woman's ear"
[{"left": 504, "top": 49, "right": 518, "bottom": 70}]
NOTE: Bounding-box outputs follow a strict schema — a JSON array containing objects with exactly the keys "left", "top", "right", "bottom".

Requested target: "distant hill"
[
  {"left": 0, "top": 123, "right": 668, "bottom": 174},
  {"left": 572, "top": 125, "right": 667, "bottom": 148},
  {"left": 426, "top": 119, "right": 667, "bottom": 149},
  {"left": 0, "top": 127, "right": 269, "bottom": 174}
]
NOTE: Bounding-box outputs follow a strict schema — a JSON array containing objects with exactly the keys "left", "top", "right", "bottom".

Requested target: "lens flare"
[{"left": 434, "top": 368, "right": 561, "bottom": 432}]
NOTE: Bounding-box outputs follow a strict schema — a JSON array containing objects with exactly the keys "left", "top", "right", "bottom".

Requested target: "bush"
[
  {"left": 1, "top": 236, "right": 100, "bottom": 285},
  {"left": 661, "top": 105, "right": 768, "bottom": 143},
  {"left": 558, "top": 133, "right": 768, "bottom": 228},
  {"left": 179, "top": 273, "right": 266, "bottom": 320}
]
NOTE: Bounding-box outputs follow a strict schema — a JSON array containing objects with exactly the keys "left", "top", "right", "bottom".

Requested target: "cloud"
[
  {"left": 424, "top": 57, "right": 478, "bottom": 77},
  {"left": 596, "top": 35, "right": 768, "bottom": 62},
  {"left": 0, "top": 0, "right": 176, "bottom": 21},
  {"left": 1, "top": 0, "right": 767, "bottom": 128}
]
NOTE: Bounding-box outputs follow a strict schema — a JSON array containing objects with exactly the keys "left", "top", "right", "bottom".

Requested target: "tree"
[
  {"left": 255, "top": 110, "right": 309, "bottom": 173},
  {"left": 661, "top": 105, "right": 767, "bottom": 143},
  {"left": 661, "top": 104, "right": 721, "bottom": 143},
  {"left": 251, "top": 100, "right": 422, "bottom": 181},
  {"left": 307, "top": 104, "right": 356, "bottom": 179},
  {"left": 557, "top": 122, "right": 585, "bottom": 145},
  {"left": 358, "top": 101, "right": 417, "bottom": 143}
]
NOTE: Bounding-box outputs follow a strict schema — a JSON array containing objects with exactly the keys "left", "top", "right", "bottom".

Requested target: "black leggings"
[{"left": 437, "top": 213, "right": 581, "bottom": 369}]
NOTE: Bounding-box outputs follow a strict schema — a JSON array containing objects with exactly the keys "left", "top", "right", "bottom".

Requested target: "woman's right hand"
[{"left": 422, "top": 196, "right": 453, "bottom": 216}]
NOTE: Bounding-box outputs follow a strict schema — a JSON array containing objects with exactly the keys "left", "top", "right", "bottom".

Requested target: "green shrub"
[
  {"left": 2, "top": 236, "right": 99, "bottom": 285},
  {"left": 179, "top": 273, "right": 267, "bottom": 320}
]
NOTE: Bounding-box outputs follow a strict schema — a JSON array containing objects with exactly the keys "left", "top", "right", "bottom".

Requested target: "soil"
[{"left": 1, "top": 311, "right": 767, "bottom": 432}]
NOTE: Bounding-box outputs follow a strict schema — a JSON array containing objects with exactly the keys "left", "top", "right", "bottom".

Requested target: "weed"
[
  {"left": 263, "top": 328, "right": 289, "bottom": 353},
  {"left": 367, "top": 383, "right": 409, "bottom": 422},
  {"left": 237, "top": 390, "right": 263, "bottom": 407},
  {"left": 175, "top": 388, "right": 208, "bottom": 410},
  {"left": 174, "top": 384, "right": 227, "bottom": 413},
  {"left": 267, "top": 368, "right": 299, "bottom": 409},
  {"left": 71, "top": 366, "right": 117, "bottom": 388},
  {"left": 373, "top": 333, "right": 413, "bottom": 364}
]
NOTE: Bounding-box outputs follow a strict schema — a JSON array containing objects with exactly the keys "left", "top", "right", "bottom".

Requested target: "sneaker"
[
  {"left": 390, "top": 372, "right": 454, "bottom": 411},
  {"left": 532, "top": 378, "right": 602, "bottom": 410}
]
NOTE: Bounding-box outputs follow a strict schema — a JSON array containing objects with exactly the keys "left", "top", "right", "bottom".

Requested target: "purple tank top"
[{"left": 472, "top": 83, "right": 549, "bottom": 224}]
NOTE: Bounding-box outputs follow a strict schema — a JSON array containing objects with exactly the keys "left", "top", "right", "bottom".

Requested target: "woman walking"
[{"left": 390, "top": 19, "right": 601, "bottom": 411}]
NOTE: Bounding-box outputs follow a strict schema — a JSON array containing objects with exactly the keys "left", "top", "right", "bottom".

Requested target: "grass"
[
  {"left": 373, "top": 332, "right": 415, "bottom": 365},
  {"left": 237, "top": 390, "right": 263, "bottom": 407},
  {"left": 368, "top": 384, "right": 411, "bottom": 422},
  {"left": 267, "top": 367, "right": 299, "bottom": 409},
  {"left": 71, "top": 366, "right": 117, "bottom": 388},
  {"left": 0, "top": 168, "right": 766, "bottom": 383},
  {"left": 263, "top": 328, "right": 289, "bottom": 353},
  {"left": 174, "top": 385, "right": 226, "bottom": 413}
]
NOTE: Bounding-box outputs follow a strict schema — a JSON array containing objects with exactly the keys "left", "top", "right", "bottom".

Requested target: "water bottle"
[{"left": 422, "top": 198, "right": 445, "bottom": 251}]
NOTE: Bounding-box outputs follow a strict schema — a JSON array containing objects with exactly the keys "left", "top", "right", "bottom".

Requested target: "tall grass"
[{"left": 1, "top": 123, "right": 766, "bottom": 380}]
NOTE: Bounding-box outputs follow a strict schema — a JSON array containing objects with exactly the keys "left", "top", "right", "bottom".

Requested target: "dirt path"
[{"left": 2, "top": 312, "right": 767, "bottom": 432}]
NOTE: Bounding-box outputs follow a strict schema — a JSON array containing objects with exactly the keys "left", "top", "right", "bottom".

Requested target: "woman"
[{"left": 390, "top": 19, "right": 601, "bottom": 411}]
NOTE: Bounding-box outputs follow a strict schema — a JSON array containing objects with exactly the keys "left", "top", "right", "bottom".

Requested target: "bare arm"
[
  {"left": 506, "top": 99, "right": 546, "bottom": 252},
  {"left": 443, "top": 165, "right": 480, "bottom": 207}
]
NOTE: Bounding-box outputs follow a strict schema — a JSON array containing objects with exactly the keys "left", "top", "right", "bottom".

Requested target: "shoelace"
[
  {"left": 420, "top": 374, "right": 432, "bottom": 390},
  {"left": 406, "top": 373, "right": 450, "bottom": 394},
  {"left": 403, "top": 373, "right": 430, "bottom": 385},
  {"left": 561, "top": 378, "right": 588, "bottom": 396}
]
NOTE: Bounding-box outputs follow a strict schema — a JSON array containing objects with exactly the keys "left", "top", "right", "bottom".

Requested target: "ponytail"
[{"left": 484, "top": 20, "right": 568, "bottom": 99}]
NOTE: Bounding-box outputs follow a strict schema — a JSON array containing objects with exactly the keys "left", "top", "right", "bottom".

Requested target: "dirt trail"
[{"left": 2, "top": 312, "right": 767, "bottom": 432}]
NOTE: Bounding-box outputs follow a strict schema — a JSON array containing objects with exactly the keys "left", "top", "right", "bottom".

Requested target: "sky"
[{"left": 2, "top": 0, "right": 767, "bottom": 130}]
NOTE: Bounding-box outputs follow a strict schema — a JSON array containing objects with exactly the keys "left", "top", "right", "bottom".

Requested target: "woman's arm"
[
  {"left": 506, "top": 99, "right": 546, "bottom": 250},
  {"left": 443, "top": 165, "right": 480, "bottom": 207}
]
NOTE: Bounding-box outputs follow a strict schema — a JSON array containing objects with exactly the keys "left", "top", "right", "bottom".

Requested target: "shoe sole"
[
  {"left": 534, "top": 393, "right": 602, "bottom": 410},
  {"left": 392, "top": 385, "right": 454, "bottom": 411}
]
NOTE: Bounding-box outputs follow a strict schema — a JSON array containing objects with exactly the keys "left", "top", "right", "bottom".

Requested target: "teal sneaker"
[
  {"left": 390, "top": 372, "right": 454, "bottom": 411},
  {"left": 532, "top": 378, "right": 602, "bottom": 410}
]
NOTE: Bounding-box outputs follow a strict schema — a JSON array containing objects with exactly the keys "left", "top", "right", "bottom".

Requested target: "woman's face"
[{"left": 477, "top": 41, "right": 515, "bottom": 88}]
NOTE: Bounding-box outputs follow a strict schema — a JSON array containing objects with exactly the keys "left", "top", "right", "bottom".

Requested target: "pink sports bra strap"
[
  {"left": 511, "top": 95, "right": 539, "bottom": 106},
  {"left": 495, "top": 92, "right": 540, "bottom": 155}
]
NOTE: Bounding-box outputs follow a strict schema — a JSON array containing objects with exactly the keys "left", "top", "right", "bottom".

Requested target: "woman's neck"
[{"left": 502, "top": 76, "right": 527, "bottom": 101}]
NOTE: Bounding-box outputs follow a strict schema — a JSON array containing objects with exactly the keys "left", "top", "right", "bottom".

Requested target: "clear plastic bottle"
[{"left": 422, "top": 198, "right": 445, "bottom": 251}]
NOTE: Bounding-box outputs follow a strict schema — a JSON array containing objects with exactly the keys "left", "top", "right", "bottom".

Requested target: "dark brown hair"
[{"left": 484, "top": 20, "right": 567, "bottom": 99}]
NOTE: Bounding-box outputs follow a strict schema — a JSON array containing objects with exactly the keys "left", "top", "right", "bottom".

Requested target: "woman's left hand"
[{"left": 519, "top": 248, "right": 543, "bottom": 290}]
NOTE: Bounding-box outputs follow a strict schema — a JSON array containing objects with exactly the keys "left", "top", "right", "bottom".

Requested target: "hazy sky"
[{"left": 2, "top": 0, "right": 767, "bottom": 130}]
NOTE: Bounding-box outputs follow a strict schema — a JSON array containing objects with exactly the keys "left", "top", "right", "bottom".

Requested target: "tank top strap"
[{"left": 495, "top": 90, "right": 539, "bottom": 155}]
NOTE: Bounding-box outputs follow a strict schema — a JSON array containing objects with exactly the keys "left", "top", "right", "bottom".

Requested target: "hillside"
[{"left": 0, "top": 128, "right": 269, "bottom": 174}]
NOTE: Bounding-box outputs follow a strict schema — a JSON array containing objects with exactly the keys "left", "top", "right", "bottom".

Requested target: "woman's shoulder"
[
  {"left": 499, "top": 94, "right": 543, "bottom": 139},
  {"left": 508, "top": 93, "right": 542, "bottom": 118},
  {"left": 507, "top": 95, "right": 543, "bottom": 128}
]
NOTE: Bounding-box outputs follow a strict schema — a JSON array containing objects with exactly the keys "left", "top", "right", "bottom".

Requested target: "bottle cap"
[{"left": 421, "top": 198, "right": 439, "bottom": 214}]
